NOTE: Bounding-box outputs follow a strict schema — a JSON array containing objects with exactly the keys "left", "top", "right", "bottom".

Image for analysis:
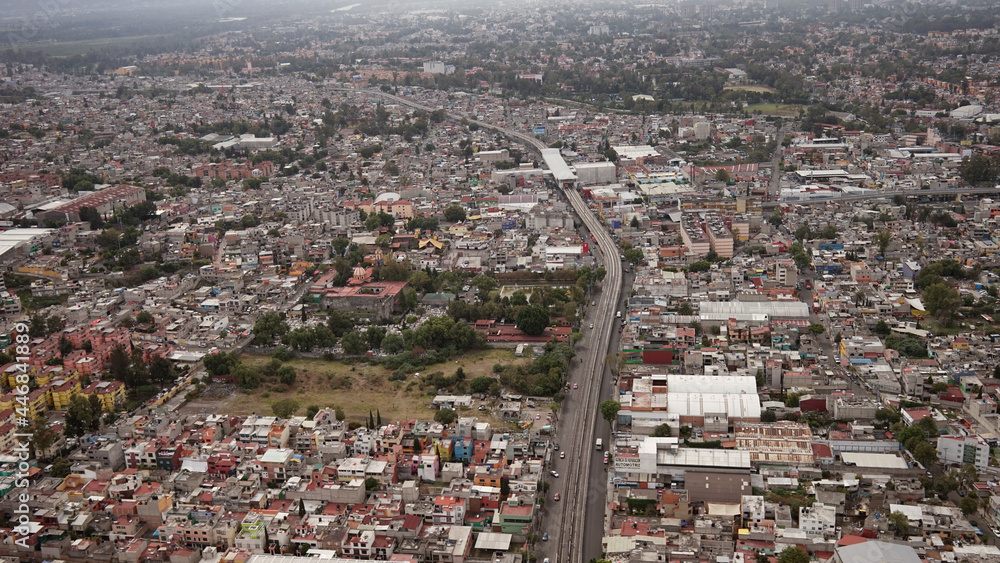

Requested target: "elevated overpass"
[
  {"left": 347, "top": 87, "right": 614, "bottom": 563},
  {"left": 334, "top": 87, "right": 577, "bottom": 184}
]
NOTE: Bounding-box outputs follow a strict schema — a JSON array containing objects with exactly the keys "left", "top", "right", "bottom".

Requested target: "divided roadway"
[{"left": 341, "top": 87, "right": 624, "bottom": 563}]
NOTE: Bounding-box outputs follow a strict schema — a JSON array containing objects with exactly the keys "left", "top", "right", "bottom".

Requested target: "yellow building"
[
  {"left": 83, "top": 380, "right": 126, "bottom": 412},
  {"left": 2, "top": 365, "right": 26, "bottom": 389},
  {"left": 36, "top": 365, "right": 65, "bottom": 388},
  {"left": 0, "top": 388, "right": 52, "bottom": 421},
  {"left": 51, "top": 379, "right": 83, "bottom": 411}
]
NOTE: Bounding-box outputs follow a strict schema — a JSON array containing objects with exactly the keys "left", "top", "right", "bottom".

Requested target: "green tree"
[
  {"left": 378, "top": 261, "right": 411, "bottom": 282},
  {"left": 516, "top": 305, "right": 550, "bottom": 336},
  {"left": 136, "top": 310, "right": 154, "bottom": 325},
  {"left": 807, "top": 324, "right": 825, "bottom": 335},
  {"left": 204, "top": 351, "right": 239, "bottom": 377},
  {"left": 896, "top": 425, "right": 927, "bottom": 447},
  {"left": 277, "top": 365, "right": 297, "bottom": 385},
  {"left": 409, "top": 270, "right": 432, "bottom": 292},
  {"left": 31, "top": 415, "right": 57, "bottom": 459},
  {"left": 341, "top": 330, "right": 368, "bottom": 355},
  {"left": 232, "top": 364, "right": 261, "bottom": 390},
  {"left": 889, "top": 511, "right": 910, "bottom": 536},
  {"left": 271, "top": 398, "right": 300, "bottom": 418},
  {"left": 107, "top": 344, "right": 133, "bottom": 386},
  {"left": 599, "top": 399, "right": 621, "bottom": 427},
  {"left": 959, "top": 494, "right": 980, "bottom": 516},
  {"left": 382, "top": 333, "right": 404, "bottom": 354},
  {"left": 149, "top": 356, "right": 173, "bottom": 386},
  {"left": 959, "top": 154, "right": 997, "bottom": 185},
  {"left": 434, "top": 408, "right": 457, "bottom": 425},
  {"left": 922, "top": 282, "right": 961, "bottom": 321},
  {"left": 874, "top": 319, "right": 890, "bottom": 336},
  {"left": 65, "top": 395, "right": 95, "bottom": 437},
  {"left": 140, "top": 266, "right": 161, "bottom": 282},
  {"left": 252, "top": 311, "right": 289, "bottom": 345},
  {"left": 365, "top": 477, "right": 380, "bottom": 491},
  {"left": 366, "top": 326, "right": 387, "bottom": 350},
  {"left": 913, "top": 441, "right": 938, "bottom": 467},
  {"left": 934, "top": 472, "right": 960, "bottom": 497},
  {"left": 714, "top": 168, "right": 730, "bottom": 183},
  {"left": 332, "top": 236, "right": 350, "bottom": 257},
  {"left": 470, "top": 376, "right": 494, "bottom": 394},
  {"left": 624, "top": 248, "right": 644, "bottom": 265},
  {"left": 876, "top": 229, "right": 893, "bottom": 257},
  {"left": 875, "top": 408, "right": 901, "bottom": 424},
  {"left": 777, "top": 546, "right": 810, "bottom": 563},
  {"left": 50, "top": 457, "right": 73, "bottom": 478},
  {"left": 443, "top": 205, "right": 467, "bottom": 222},
  {"left": 306, "top": 405, "right": 320, "bottom": 420},
  {"left": 58, "top": 334, "right": 74, "bottom": 357},
  {"left": 688, "top": 261, "right": 711, "bottom": 273},
  {"left": 471, "top": 274, "right": 497, "bottom": 295},
  {"left": 651, "top": 424, "right": 672, "bottom": 437},
  {"left": 760, "top": 410, "right": 777, "bottom": 423},
  {"left": 917, "top": 415, "right": 939, "bottom": 436},
  {"left": 326, "top": 309, "right": 355, "bottom": 337}
]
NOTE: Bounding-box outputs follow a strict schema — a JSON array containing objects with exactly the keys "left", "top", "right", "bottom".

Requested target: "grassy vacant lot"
[
  {"left": 744, "top": 103, "right": 805, "bottom": 117},
  {"left": 723, "top": 85, "right": 780, "bottom": 94},
  {"left": 217, "top": 349, "right": 527, "bottom": 424},
  {"left": 27, "top": 35, "right": 166, "bottom": 56}
]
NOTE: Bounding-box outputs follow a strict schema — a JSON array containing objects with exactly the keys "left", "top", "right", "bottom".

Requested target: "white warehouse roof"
[
  {"left": 667, "top": 392, "right": 761, "bottom": 419},
  {"left": 699, "top": 300, "right": 810, "bottom": 321},
  {"left": 667, "top": 374, "right": 756, "bottom": 394}
]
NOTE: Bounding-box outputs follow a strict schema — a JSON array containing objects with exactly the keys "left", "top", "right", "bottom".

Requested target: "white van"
[{"left": 596, "top": 438, "right": 603, "bottom": 450}]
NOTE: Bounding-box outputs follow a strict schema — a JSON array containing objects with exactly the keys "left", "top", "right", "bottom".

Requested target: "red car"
[{"left": 553, "top": 493, "right": 560, "bottom": 501}]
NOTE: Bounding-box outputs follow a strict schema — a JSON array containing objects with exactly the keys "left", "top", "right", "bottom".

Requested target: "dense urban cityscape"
[{"left": 5, "top": 1, "right": 1000, "bottom": 562}]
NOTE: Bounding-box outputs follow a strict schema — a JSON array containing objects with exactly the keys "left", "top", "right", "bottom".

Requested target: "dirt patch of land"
[{"left": 182, "top": 349, "right": 528, "bottom": 425}]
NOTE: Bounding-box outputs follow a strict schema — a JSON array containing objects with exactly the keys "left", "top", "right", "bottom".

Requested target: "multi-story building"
[
  {"left": 494, "top": 497, "right": 534, "bottom": 534},
  {"left": 839, "top": 336, "right": 886, "bottom": 361},
  {"left": 83, "top": 380, "right": 127, "bottom": 412},
  {"left": 235, "top": 513, "right": 268, "bottom": 554},
  {"left": 799, "top": 503, "right": 837, "bottom": 537},
  {"left": 432, "top": 496, "right": 467, "bottom": 525},
  {"left": 936, "top": 435, "right": 990, "bottom": 470}
]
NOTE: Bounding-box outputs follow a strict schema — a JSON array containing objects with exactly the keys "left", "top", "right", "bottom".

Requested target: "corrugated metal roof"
[{"left": 699, "top": 300, "right": 810, "bottom": 320}]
